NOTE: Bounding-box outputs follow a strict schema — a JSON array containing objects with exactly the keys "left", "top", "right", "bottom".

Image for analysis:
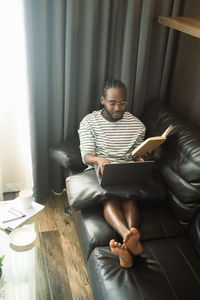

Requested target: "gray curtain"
[{"left": 23, "top": 0, "right": 181, "bottom": 201}]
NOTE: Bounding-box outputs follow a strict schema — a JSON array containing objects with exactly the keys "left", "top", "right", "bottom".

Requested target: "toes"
[
  {"left": 124, "top": 230, "right": 132, "bottom": 242},
  {"left": 130, "top": 227, "right": 139, "bottom": 235},
  {"left": 110, "top": 239, "right": 123, "bottom": 249},
  {"left": 122, "top": 244, "right": 126, "bottom": 250},
  {"left": 109, "top": 239, "right": 116, "bottom": 247},
  {"left": 126, "top": 230, "right": 131, "bottom": 237},
  {"left": 118, "top": 242, "right": 123, "bottom": 248},
  {"left": 114, "top": 241, "right": 118, "bottom": 247},
  {"left": 125, "top": 228, "right": 140, "bottom": 241},
  {"left": 124, "top": 230, "right": 130, "bottom": 238},
  {"left": 115, "top": 242, "right": 123, "bottom": 248}
]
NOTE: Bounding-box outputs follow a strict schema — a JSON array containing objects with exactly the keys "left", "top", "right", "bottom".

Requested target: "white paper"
[{"left": 0, "top": 197, "right": 44, "bottom": 231}]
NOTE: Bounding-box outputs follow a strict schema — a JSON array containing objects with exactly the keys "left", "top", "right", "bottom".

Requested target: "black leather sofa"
[{"left": 50, "top": 99, "right": 200, "bottom": 300}]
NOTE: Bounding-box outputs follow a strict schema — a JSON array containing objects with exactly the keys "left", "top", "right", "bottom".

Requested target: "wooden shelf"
[{"left": 158, "top": 17, "right": 200, "bottom": 38}]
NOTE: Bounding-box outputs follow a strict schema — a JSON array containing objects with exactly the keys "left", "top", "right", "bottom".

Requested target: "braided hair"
[{"left": 102, "top": 79, "right": 127, "bottom": 98}]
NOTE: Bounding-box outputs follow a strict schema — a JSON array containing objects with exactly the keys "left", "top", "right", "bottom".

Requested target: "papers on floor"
[{"left": 0, "top": 197, "right": 44, "bottom": 232}]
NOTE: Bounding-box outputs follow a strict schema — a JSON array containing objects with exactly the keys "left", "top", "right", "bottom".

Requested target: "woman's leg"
[
  {"left": 121, "top": 199, "right": 140, "bottom": 229},
  {"left": 121, "top": 199, "right": 143, "bottom": 255},
  {"left": 103, "top": 199, "right": 134, "bottom": 268},
  {"left": 103, "top": 199, "right": 140, "bottom": 236},
  {"left": 104, "top": 198, "right": 143, "bottom": 257},
  {"left": 103, "top": 199, "right": 129, "bottom": 238}
]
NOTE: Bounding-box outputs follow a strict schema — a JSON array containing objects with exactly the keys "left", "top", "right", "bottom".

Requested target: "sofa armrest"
[
  {"left": 66, "top": 170, "right": 107, "bottom": 210},
  {"left": 49, "top": 135, "right": 86, "bottom": 171}
]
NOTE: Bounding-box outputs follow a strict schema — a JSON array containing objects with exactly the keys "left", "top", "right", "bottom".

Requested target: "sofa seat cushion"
[
  {"left": 73, "top": 205, "right": 115, "bottom": 263},
  {"left": 66, "top": 169, "right": 168, "bottom": 210},
  {"left": 87, "top": 236, "right": 200, "bottom": 300},
  {"left": 73, "top": 204, "right": 186, "bottom": 263},
  {"left": 139, "top": 205, "right": 186, "bottom": 241}
]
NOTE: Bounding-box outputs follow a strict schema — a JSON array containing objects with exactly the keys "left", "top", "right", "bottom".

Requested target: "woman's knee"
[
  {"left": 121, "top": 199, "right": 138, "bottom": 211},
  {"left": 103, "top": 199, "right": 121, "bottom": 214}
]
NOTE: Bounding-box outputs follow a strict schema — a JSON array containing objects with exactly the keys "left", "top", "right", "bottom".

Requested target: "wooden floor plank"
[
  {"left": 61, "top": 240, "right": 93, "bottom": 300},
  {"left": 35, "top": 244, "right": 52, "bottom": 300},
  {"left": 54, "top": 205, "right": 78, "bottom": 242},
  {"left": 38, "top": 192, "right": 93, "bottom": 300},
  {"left": 41, "top": 230, "right": 73, "bottom": 300},
  {"left": 37, "top": 195, "right": 58, "bottom": 232}
]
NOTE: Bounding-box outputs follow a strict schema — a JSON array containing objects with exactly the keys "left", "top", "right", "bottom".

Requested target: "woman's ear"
[{"left": 101, "top": 96, "right": 105, "bottom": 106}]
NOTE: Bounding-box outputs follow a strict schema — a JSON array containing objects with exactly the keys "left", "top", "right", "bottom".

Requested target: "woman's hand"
[
  {"left": 95, "top": 157, "right": 110, "bottom": 176},
  {"left": 142, "top": 151, "right": 154, "bottom": 161},
  {"left": 83, "top": 153, "right": 110, "bottom": 176},
  {"left": 134, "top": 151, "right": 154, "bottom": 162},
  {"left": 134, "top": 156, "right": 144, "bottom": 162}
]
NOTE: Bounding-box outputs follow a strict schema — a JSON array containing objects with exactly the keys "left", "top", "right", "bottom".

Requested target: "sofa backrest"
[{"left": 142, "top": 100, "right": 200, "bottom": 228}]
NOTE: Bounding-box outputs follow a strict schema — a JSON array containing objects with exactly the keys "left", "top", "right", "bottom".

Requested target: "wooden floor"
[
  {"left": 3, "top": 191, "right": 94, "bottom": 300},
  {"left": 38, "top": 191, "right": 94, "bottom": 300}
]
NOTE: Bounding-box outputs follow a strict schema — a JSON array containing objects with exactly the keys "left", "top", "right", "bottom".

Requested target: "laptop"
[{"left": 95, "top": 161, "right": 155, "bottom": 187}]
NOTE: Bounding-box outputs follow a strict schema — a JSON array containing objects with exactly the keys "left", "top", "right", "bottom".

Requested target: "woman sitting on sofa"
[{"left": 78, "top": 79, "right": 151, "bottom": 268}]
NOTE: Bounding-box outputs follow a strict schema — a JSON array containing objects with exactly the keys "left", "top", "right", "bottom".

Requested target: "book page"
[
  {"left": 132, "top": 136, "right": 166, "bottom": 157},
  {"left": 132, "top": 124, "right": 174, "bottom": 157}
]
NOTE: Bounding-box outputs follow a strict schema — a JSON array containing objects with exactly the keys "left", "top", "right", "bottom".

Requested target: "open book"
[{"left": 132, "top": 124, "right": 174, "bottom": 157}]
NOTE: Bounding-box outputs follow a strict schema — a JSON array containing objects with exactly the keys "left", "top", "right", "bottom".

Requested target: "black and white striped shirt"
[{"left": 78, "top": 109, "right": 146, "bottom": 165}]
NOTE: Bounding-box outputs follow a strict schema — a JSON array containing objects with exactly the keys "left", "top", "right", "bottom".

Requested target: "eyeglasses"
[{"left": 106, "top": 101, "right": 127, "bottom": 107}]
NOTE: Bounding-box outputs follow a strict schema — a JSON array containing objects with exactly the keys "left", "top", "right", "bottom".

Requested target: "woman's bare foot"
[
  {"left": 123, "top": 228, "right": 143, "bottom": 255},
  {"left": 109, "top": 239, "right": 133, "bottom": 268}
]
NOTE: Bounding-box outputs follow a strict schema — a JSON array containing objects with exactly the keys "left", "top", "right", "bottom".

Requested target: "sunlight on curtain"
[{"left": 0, "top": 0, "right": 33, "bottom": 200}]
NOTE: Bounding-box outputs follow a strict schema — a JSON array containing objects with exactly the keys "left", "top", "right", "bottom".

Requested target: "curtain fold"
[
  {"left": 0, "top": 0, "right": 33, "bottom": 199},
  {"left": 23, "top": 0, "right": 181, "bottom": 201}
]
